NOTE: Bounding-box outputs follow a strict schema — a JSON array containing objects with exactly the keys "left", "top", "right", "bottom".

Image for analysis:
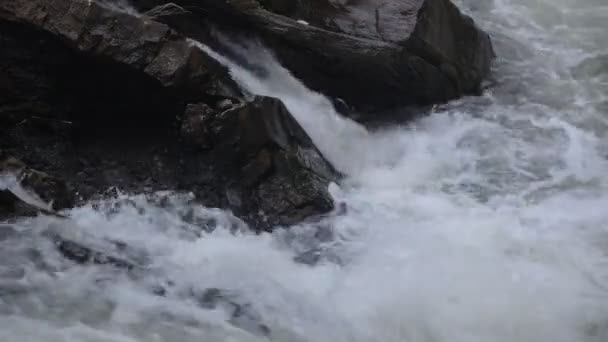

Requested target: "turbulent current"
[{"left": 2, "top": 0, "right": 608, "bottom": 341}]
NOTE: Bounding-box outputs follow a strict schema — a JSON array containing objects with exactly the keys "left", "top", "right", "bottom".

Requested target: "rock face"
[
  {"left": 129, "top": 0, "right": 494, "bottom": 117},
  {"left": 0, "top": 0, "right": 240, "bottom": 99},
  {"left": 0, "top": 0, "right": 338, "bottom": 229},
  {"left": 0, "top": 154, "right": 74, "bottom": 217},
  {"left": 236, "top": 0, "right": 495, "bottom": 114},
  {"left": 183, "top": 96, "right": 338, "bottom": 229},
  {"left": 0, "top": 0, "right": 493, "bottom": 228}
]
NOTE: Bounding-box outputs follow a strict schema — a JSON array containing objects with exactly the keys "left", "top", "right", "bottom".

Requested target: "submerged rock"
[{"left": 180, "top": 103, "right": 216, "bottom": 149}]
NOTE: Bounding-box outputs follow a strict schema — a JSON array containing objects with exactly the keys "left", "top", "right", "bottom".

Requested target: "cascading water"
[{"left": 1, "top": 0, "right": 608, "bottom": 341}]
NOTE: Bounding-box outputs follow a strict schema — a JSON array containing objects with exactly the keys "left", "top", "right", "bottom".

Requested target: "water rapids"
[{"left": 1, "top": 0, "right": 608, "bottom": 341}]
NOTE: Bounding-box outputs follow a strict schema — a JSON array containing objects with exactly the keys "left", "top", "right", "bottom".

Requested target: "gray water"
[{"left": 1, "top": 0, "right": 608, "bottom": 341}]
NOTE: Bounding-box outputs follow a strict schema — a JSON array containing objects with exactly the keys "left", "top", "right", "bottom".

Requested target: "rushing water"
[{"left": 2, "top": 0, "right": 608, "bottom": 341}]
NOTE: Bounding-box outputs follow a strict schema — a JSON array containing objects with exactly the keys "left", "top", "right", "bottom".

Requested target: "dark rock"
[
  {"left": 19, "top": 168, "right": 74, "bottom": 211},
  {"left": 203, "top": 96, "right": 339, "bottom": 229},
  {"left": 0, "top": 0, "right": 490, "bottom": 229},
  {"left": 129, "top": 0, "right": 494, "bottom": 117},
  {"left": 43, "top": 221, "right": 146, "bottom": 270},
  {"left": 0, "top": 156, "right": 74, "bottom": 217},
  {"left": 235, "top": 0, "right": 494, "bottom": 114},
  {"left": 0, "top": 0, "right": 241, "bottom": 100}
]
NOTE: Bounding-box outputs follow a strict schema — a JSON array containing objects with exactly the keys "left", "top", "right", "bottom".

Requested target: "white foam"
[{"left": 1, "top": 0, "right": 608, "bottom": 341}]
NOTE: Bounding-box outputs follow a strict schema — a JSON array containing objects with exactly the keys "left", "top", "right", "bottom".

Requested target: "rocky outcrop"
[
  {"left": 0, "top": 154, "right": 74, "bottom": 217},
  {"left": 1, "top": 0, "right": 493, "bottom": 117},
  {"left": 238, "top": 0, "right": 494, "bottom": 114},
  {"left": 129, "top": 0, "right": 494, "bottom": 118},
  {"left": 0, "top": 0, "right": 337, "bottom": 229},
  {"left": 0, "top": 0, "right": 240, "bottom": 100}
]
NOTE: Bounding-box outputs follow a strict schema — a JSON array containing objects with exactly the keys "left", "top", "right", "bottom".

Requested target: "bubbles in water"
[{"left": 2, "top": 0, "right": 608, "bottom": 341}]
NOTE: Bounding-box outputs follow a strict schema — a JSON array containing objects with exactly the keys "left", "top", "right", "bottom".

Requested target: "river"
[{"left": 1, "top": 0, "right": 608, "bottom": 341}]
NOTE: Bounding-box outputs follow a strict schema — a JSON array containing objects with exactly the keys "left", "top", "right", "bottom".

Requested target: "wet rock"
[
  {"left": 43, "top": 222, "right": 145, "bottom": 270},
  {"left": 572, "top": 54, "right": 608, "bottom": 80},
  {"left": 53, "top": 238, "right": 137, "bottom": 270},
  {"left": 0, "top": 0, "right": 240, "bottom": 99},
  {"left": 18, "top": 168, "right": 74, "bottom": 211},
  {"left": 1, "top": 0, "right": 492, "bottom": 229},
  {"left": 204, "top": 96, "right": 339, "bottom": 229},
  {"left": 0, "top": 156, "right": 74, "bottom": 217},
  {"left": 246, "top": 0, "right": 494, "bottom": 114},
  {"left": 180, "top": 103, "right": 216, "bottom": 149},
  {"left": 198, "top": 288, "right": 271, "bottom": 337},
  {"left": 130, "top": 0, "right": 494, "bottom": 117}
]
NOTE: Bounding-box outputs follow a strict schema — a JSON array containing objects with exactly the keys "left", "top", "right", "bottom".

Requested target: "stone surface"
[
  {"left": 0, "top": 0, "right": 494, "bottom": 228},
  {"left": 238, "top": 0, "right": 494, "bottom": 114},
  {"left": 128, "top": 0, "right": 494, "bottom": 117},
  {"left": 192, "top": 96, "right": 339, "bottom": 229},
  {"left": 180, "top": 103, "right": 216, "bottom": 149},
  {"left": 0, "top": 0, "right": 241, "bottom": 99}
]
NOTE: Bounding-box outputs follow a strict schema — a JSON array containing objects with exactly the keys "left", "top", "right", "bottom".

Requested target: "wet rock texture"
[
  {"left": 246, "top": 0, "right": 494, "bottom": 114},
  {"left": 0, "top": 0, "right": 493, "bottom": 228},
  {"left": 130, "top": 0, "right": 494, "bottom": 116}
]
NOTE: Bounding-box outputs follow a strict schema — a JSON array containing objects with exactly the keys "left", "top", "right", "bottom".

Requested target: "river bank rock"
[
  {"left": 0, "top": 0, "right": 337, "bottom": 229},
  {"left": 129, "top": 0, "right": 494, "bottom": 119},
  {"left": 0, "top": 0, "right": 493, "bottom": 227}
]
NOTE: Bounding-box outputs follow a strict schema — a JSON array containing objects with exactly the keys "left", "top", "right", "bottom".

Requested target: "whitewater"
[{"left": 1, "top": 0, "right": 608, "bottom": 341}]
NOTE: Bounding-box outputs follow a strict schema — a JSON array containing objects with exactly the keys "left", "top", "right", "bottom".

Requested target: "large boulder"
[
  {"left": 181, "top": 96, "right": 339, "bottom": 230},
  {"left": 228, "top": 0, "right": 495, "bottom": 114},
  {"left": 0, "top": 0, "right": 338, "bottom": 229},
  {"left": 129, "top": 0, "right": 494, "bottom": 118}
]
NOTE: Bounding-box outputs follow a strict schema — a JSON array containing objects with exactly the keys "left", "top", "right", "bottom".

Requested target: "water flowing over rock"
[
  {"left": 129, "top": 0, "right": 495, "bottom": 118},
  {"left": 0, "top": 0, "right": 491, "bottom": 223},
  {"left": 0, "top": 154, "right": 74, "bottom": 217},
  {"left": 0, "top": 0, "right": 338, "bottom": 228},
  {"left": 0, "top": 0, "right": 240, "bottom": 98},
  {"left": 198, "top": 96, "right": 338, "bottom": 229}
]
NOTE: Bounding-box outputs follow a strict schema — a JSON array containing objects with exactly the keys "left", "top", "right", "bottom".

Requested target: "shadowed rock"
[
  {"left": 183, "top": 96, "right": 339, "bottom": 230},
  {"left": 0, "top": 0, "right": 335, "bottom": 228},
  {"left": 0, "top": 0, "right": 240, "bottom": 100},
  {"left": 198, "top": 288, "right": 271, "bottom": 337},
  {"left": 0, "top": 0, "right": 493, "bottom": 228},
  {"left": 0, "top": 155, "right": 74, "bottom": 217},
  {"left": 130, "top": 0, "right": 495, "bottom": 118}
]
